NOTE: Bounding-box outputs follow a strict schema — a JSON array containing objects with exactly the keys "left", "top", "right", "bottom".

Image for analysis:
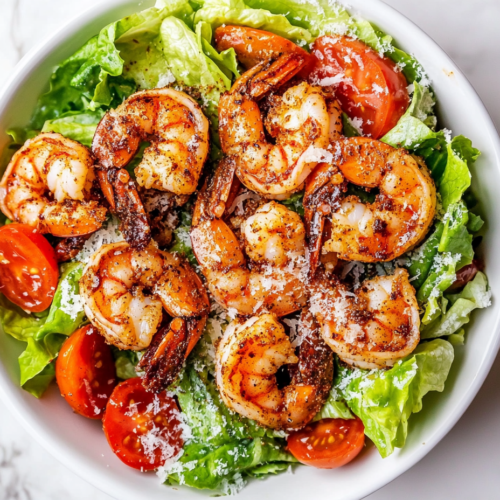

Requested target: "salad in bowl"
[{"left": 0, "top": 0, "right": 492, "bottom": 495}]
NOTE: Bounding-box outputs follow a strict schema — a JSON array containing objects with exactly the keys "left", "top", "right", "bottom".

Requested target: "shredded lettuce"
[
  {"left": 337, "top": 339, "right": 454, "bottom": 458},
  {"left": 0, "top": 262, "right": 85, "bottom": 397}
]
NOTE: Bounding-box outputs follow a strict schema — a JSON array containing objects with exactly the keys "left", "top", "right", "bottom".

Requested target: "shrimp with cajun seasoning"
[
  {"left": 218, "top": 53, "right": 342, "bottom": 198},
  {"left": 216, "top": 310, "right": 333, "bottom": 430},
  {"left": 190, "top": 175, "right": 307, "bottom": 317},
  {"left": 309, "top": 268, "right": 420, "bottom": 369},
  {"left": 304, "top": 137, "right": 436, "bottom": 272},
  {"left": 92, "top": 87, "right": 210, "bottom": 248},
  {"left": 79, "top": 241, "right": 209, "bottom": 390},
  {"left": 0, "top": 133, "right": 107, "bottom": 237},
  {"left": 214, "top": 25, "right": 315, "bottom": 74}
]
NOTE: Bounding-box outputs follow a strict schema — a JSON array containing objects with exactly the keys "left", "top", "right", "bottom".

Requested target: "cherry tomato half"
[
  {"left": 56, "top": 325, "right": 117, "bottom": 419},
  {"left": 103, "top": 377, "right": 183, "bottom": 471},
  {"left": 287, "top": 418, "right": 365, "bottom": 469},
  {"left": 310, "top": 36, "right": 410, "bottom": 139},
  {"left": 0, "top": 223, "right": 58, "bottom": 312}
]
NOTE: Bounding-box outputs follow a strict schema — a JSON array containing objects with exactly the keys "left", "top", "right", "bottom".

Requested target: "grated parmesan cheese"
[{"left": 76, "top": 216, "right": 124, "bottom": 264}]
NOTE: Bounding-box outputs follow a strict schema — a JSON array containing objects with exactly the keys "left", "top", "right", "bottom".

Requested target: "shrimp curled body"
[
  {"left": 309, "top": 268, "right": 420, "bottom": 369},
  {"left": 216, "top": 312, "right": 333, "bottom": 430},
  {"left": 306, "top": 137, "right": 436, "bottom": 264},
  {"left": 191, "top": 180, "right": 307, "bottom": 316},
  {"left": 80, "top": 241, "right": 209, "bottom": 349},
  {"left": 0, "top": 133, "right": 106, "bottom": 237},
  {"left": 93, "top": 88, "right": 210, "bottom": 196},
  {"left": 219, "top": 55, "right": 341, "bottom": 198}
]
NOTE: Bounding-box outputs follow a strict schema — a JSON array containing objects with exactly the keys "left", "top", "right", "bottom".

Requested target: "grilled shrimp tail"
[
  {"left": 98, "top": 168, "right": 151, "bottom": 249},
  {"left": 304, "top": 162, "right": 345, "bottom": 275},
  {"left": 139, "top": 316, "right": 207, "bottom": 392}
]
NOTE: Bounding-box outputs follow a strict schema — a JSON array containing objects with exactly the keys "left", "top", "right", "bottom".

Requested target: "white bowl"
[{"left": 1, "top": 1, "right": 499, "bottom": 499}]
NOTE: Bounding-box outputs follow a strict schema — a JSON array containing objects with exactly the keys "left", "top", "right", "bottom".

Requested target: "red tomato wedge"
[
  {"left": 0, "top": 223, "right": 58, "bottom": 312},
  {"left": 103, "top": 377, "right": 184, "bottom": 471},
  {"left": 310, "top": 36, "right": 410, "bottom": 139},
  {"left": 56, "top": 325, "right": 117, "bottom": 419},
  {"left": 287, "top": 418, "right": 365, "bottom": 469},
  {"left": 214, "top": 25, "right": 315, "bottom": 76}
]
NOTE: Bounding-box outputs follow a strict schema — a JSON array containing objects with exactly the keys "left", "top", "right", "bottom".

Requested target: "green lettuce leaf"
[
  {"left": 164, "top": 365, "right": 295, "bottom": 491},
  {"left": 112, "top": 347, "right": 140, "bottom": 379},
  {"left": 158, "top": 16, "right": 230, "bottom": 127},
  {"left": 193, "top": 0, "right": 311, "bottom": 42},
  {"left": 41, "top": 110, "right": 104, "bottom": 146},
  {"left": 407, "top": 222, "right": 444, "bottom": 290},
  {"left": 421, "top": 272, "right": 490, "bottom": 339},
  {"left": 314, "top": 385, "right": 354, "bottom": 421},
  {"left": 0, "top": 262, "right": 85, "bottom": 397},
  {"left": 439, "top": 137, "right": 478, "bottom": 210},
  {"left": 21, "top": 361, "right": 56, "bottom": 398},
  {"left": 438, "top": 201, "right": 474, "bottom": 269},
  {"left": 337, "top": 339, "right": 454, "bottom": 458},
  {"left": 281, "top": 191, "right": 304, "bottom": 216},
  {"left": 382, "top": 82, "right": 437, "bottom": 149},
  {"left": 164, "top": 438, "right": 295, "bottom": 493}
]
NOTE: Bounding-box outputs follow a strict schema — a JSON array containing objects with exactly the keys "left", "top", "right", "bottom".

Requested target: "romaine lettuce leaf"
[
  {"left": 164, "top": 438, "right": 295, "bottom": 493},
  {"left": 112, "top": 347, "right": 140, "bottom": 379},
  {"left": 41, "top": 110, "right": 104, "bottom": 146},
  {"left": 407, "top": 222, "right": 444, "bottom": 290},
  {"left": 439, "top": 137, "right": 478, "bottom": 210},
  {"left": 382, "top": 82, "right": 437, "bottom": 149},
  {"left": 193, "top": 0, "right": 311, "bottom": 42},
  {"left": 314, "top": 386, "right": 354, "bottom": 421},
  {"left": 337, "top": 339, "right": 454, "bottom": 458},
  {"left": 421, "top": 272, "right": 490, "bottom": 339},
  {"left": 0, "top": 262, "right": 85, "bottom": 397},
  {"left": 163, "top": 365, "right": 295, "bottom": 491},
  {"left": 438, "top": 201, "right": 474, "bottom": 268}
]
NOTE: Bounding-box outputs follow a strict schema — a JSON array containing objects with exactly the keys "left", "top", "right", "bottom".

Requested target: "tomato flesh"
[
  {"left": 103, "top": 377, "right": 183, "bottom": 471},
  {"left": 56, "top": 325, "right": 117, "bottom": 419},
  {"left": 287, "top": 417, "right": 365, "bottom": 469},
  {"left": 0, "top": 223, "right": 58, "bottom": 312},
  {"left": 310, "top": 36, "right": 410, "bottom": 139}
]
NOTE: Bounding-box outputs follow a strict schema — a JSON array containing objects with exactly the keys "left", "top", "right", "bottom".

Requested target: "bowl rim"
[{"left": 1, "top": 0, "right": 500, "bottom": 499}]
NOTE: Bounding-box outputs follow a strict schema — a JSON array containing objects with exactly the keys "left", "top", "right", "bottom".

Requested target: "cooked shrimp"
[
  {"left": 305, "top": 137, "right": 436, "bottom": 267},
  {"left": 219, "top": 54, "right": 342, "bottom": 198},
  {"left": 79, "top": 242, "right": 209, "bottom": 389},
  {"left": 0, "top": 133, "right": 107, "bottom": 237},
  {"left": 309, "top": 268, "right": 420, "bottom": 369},
  {"left": 215, "top": 25, "right": 314, "bottom": 72},
  {"left": 191, "top": 178, "right": 307, "bottom": 316},
  {"left": 97, "top": 167, "right": 151, "bottom": 249},
  {"left": 216, "top": 311, "right": 333, "bottom": 430},
  {"left": 93, "top": 88, "right": 209, "bottom": 196}
]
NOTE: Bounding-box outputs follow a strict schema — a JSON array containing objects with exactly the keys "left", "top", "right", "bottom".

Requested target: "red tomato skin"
[
  {"left": 0, "top": 223, "right": 58, "bottom": 312},
  {"left": 103, "top": 378, "right": 183, "bottom": 471},
  {"left": 56, "top": 325, "right": 117, "bottom": 419},
  {"left": 310, "top": 36, "right": 410, "bottom": 139},
  {"left": 287, "top": 417, "right": 365, "bottom": 469}
]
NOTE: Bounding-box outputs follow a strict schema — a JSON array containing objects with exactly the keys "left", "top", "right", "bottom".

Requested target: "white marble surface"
[{"left": 1, "top": 0, "right": 500, "bottom": 499}]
